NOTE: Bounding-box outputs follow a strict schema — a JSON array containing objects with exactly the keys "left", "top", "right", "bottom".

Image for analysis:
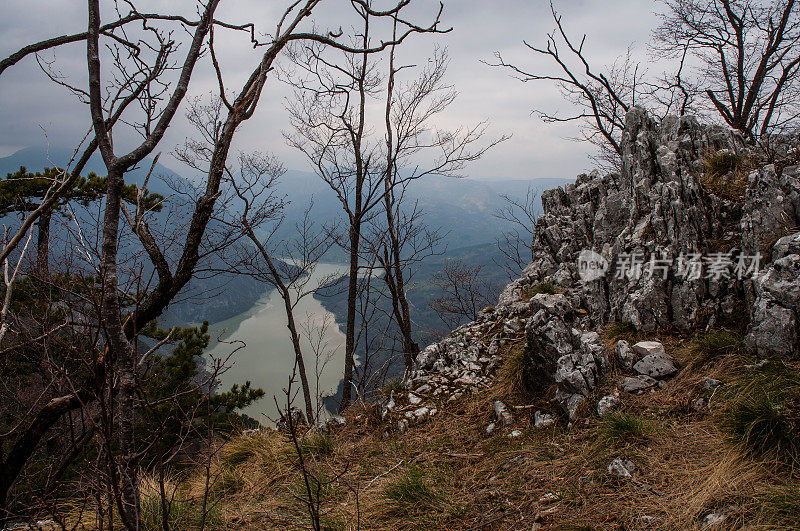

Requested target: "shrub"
[
  {"left": 604, "top": 321, "right": 639, "bottom": 344},
  {"left": 720, "top": 363, "right": 800, "bottom": 464},
  {"left": 597, "top": 413, "right": 654, "bottom": 445},
  {"left": 383, "top": 467, "right": 440, "bottom": 511},
  {"left": 689, "top": 330, "right": 743, "bottom": 368},
  {"left": 522, "top": 281, "right": 559, "bottom": 300}
]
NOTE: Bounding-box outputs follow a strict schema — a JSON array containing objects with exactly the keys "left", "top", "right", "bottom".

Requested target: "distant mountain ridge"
[{"left": 0, "top": 146, "right": 571, "bottom": 328}]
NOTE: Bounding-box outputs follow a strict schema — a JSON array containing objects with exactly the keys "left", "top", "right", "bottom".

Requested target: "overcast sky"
[{"left": 0, "top": 0, "right": 663, "bottom": 181}]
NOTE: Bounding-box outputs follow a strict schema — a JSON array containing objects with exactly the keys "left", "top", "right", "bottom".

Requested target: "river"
[{"left": 204, "top": 262, "right": 348, "bottom": 424}]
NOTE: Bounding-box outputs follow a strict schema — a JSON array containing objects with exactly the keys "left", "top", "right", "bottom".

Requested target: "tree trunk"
[
  {"left": 36, "top": 208, "right": 51, "bottom": 275},
  {"left": 245, "top": 228, "right": 315, "bottom": 424},
  {"left": 339, "top": 224, "right": 361, "bottom": 413},
  {"left": 284, "top": 291, "right": 315, "bottom": 424},
  {"left": 98, "top": 167, "right": 140, "bottom": 530}
]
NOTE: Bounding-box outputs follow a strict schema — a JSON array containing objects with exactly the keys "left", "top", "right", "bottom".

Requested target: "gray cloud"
[{"left": 0, "top": 0, "right": 662, "bottom": 180}]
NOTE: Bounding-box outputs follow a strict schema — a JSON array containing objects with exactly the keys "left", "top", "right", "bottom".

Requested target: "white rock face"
[{"left": 398, "top": 109, "right": 800, "bottom": 441}]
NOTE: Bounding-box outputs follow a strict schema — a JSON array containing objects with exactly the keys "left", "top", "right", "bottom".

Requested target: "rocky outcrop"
[
  {"left": 745, "top": 233, "right": 800, "bottom": 357},
  {"left": 409, "top": 107, "right": 800, "bottom": 424},
  {"left": 525, "top": 109, "right": 798, "bottom": 333}
]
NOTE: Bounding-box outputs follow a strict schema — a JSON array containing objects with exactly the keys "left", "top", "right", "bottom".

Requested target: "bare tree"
[
  {"left": 285, "top": 5, "right": 448, "bottom": 412},
  {"left": 0, "top": 5, "right": 256, "bottom": 269},
  {"left": 487, "top": 1, "right": 642, "bottom": 168},
  {"left": 494, "top": 185, "right": 540, "bottom": 279},
  {"left": 373, "top": 43, "right": 505, "bottom": 371},
  {"left": 0, "top": 0, "right": 446, "bottom": 525},
  {"left": 227, "top": 154, "right": 334, "bottom": 426},
  {"left": 653, "top": 0, "right": 800, "bottom": 141},
  {"left": 428, "top": 259, "right": 499, "bottom": 331}
]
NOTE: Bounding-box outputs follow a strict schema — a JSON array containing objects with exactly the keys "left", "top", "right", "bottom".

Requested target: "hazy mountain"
[{"left": 0, "top": 146, "right": 570, "bottom": 327}]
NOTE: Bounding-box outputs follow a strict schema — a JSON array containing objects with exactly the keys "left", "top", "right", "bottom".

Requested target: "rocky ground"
[{"left": 385, "top": 106, "right": 799, "bottom": 430}]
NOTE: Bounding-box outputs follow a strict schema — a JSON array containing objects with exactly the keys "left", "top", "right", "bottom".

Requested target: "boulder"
[
  {"left": 597, "top": 395, "right": 621, "bottom": 417},
  {"left": 620, "top": 375, "right": 658, "bottom": 393},
  {"left": 631, "top": 341, "right": 666, "bottom": 358},
  {"left": 632, "top": 341, "right": 678, "bottom": 378}
]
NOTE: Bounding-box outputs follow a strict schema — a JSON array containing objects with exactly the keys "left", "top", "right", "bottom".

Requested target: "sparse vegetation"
[
  {"left": 604, "top": 321, "right": 639, "bottom": 344},
  {"left": 47, "top": 341, "right": 800, "bottom": 529},
  {"left": 720, "top": 362, "right": 800, "bottom": 464},
  {"left": 521, "top": 281, "right": 559, "bottom": 300},
  {"left": 702, "top": 151, "right": 751, "bottom": 201},
  {"left": 221, "top": 437, "right": 261, "bottom": 468},
  {"left": 597, "top": 412, "right": 656, "bottom": 445},
  {"left": 302, "top": 432, "right": 335, "bottom": 457},
  {"left": 381, "top": 377, "right": 406, "bottom": 397},
  {"left": 382, "top": 467, "right": 441, "bottom": 513},
  {"left": 689, "top": 330, "right": 743, "bottom": 368},
  {"left": 496, "top": 341, "right": 527, "bottom": 398}
]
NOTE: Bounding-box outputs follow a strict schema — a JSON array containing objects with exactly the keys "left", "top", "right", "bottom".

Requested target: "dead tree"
[
  {"left": 0, "top": 5, "right": 256, "bottom": 269},
  {"left": 429, "top": 259, "right": 499, "bottom": 331},
  {"left": 285, "top": 4, "right": 448, "bottom": 412},
  {"left": 374, "top": 43, "right": 505, "bottom": 371},
  {"left": 653, "top": 0, "right": 800, "bottom": 141},
  {"left": 487, "top": 1, "right": 642, "bottom": 168},
  {"left": 494, "top": 185, "right": 540, "bottom": 279},
  {"left": 215, "top": 145, "right": 332, "bottom": 425}
]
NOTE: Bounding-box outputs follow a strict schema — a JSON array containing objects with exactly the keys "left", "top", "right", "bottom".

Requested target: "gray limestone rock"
[
  {"left": 620, "top": 375, "right": 659, "bottom": 393},
  {"left": 597, "top": 395, "right": 621, "bottom": 417},
  {"left": 608, "top": 458, "right": 636, "bottom": 477},
  {"left": 534, "top": 411, "right": 556, "bottom": 428}
]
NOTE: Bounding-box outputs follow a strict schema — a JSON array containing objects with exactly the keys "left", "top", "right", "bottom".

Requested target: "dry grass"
[
  {"left": 701, "top": 150, "right": 752, "bottom": 202},
  {"left": 495, "top": 339, "right": 528, "bottom": 400},
  {"left": 64, "top": 338, "right": 800, "bottom": 529},
  {"left": 520, "top": 281, "right": 560, "bottom": 301}
]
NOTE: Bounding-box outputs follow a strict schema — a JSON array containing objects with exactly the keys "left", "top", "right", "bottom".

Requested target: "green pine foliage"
[
  {"left": 0, "top": 166, "right": 165, "bottom": 215},
  {"left": 138, "top": 322, "right": 265, "bottom": 465}
]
